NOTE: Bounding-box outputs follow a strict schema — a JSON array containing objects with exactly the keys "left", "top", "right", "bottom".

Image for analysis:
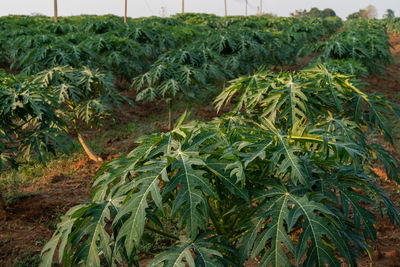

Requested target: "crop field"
[{"left": 0, "top": 13, "right": 400, "bottom": 266}]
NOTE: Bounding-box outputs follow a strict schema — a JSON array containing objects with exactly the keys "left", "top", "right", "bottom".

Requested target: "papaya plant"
[
  {"left": 0, "top": 69, "right": 69, "bottom": 170},
  {"left": 35, "top": 66, "right": 132, "bottom": 162},
  {"left": 41, "top": 66, "right": 399, "bottom": 266},
  {"left": 133, "top": 45, "right": 223, "bottom": 130}
]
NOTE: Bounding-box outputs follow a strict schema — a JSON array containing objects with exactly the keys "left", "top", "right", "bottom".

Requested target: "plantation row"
[
  {"left": 0, "top": 14, "right": 341, "bottom": 78},
  {"left": 311, "top": 19, "right": 393, "bottom": 75},
  {"left": 0, "top": 14, "right": 398, "bottom": 266}
]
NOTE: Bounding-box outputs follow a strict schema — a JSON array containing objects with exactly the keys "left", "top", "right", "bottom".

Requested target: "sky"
[{"left": 1, "top": 0, "right": 399, "bottom": 19}]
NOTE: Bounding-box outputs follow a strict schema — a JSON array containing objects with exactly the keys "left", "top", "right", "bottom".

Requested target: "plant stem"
[
  {"left": 167, "top": 98, "right": 173, "bottom": 130},
  {"left": 77, "top": 132, "right": 103, "bottom": 162},
  {"left": 0, "top": 192, "right": 6, "bottom": 219},
  {"left": 145, "top": 225, "right": 179, "bottom": 240},
  {"left": 225, "top": 211, "right": 240, "bottom": 231},
  {"left": 208, "top": 201, "right": 224, "bottom": 236}
]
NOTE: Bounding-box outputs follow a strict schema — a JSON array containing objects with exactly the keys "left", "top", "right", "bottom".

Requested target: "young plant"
[
  {"left": 133, "top": 46, "right": 222, "bottom": 130},
  {"left": 36, "top": 66, "right": 132, "bottom": 162},
  {"left": 0, "top": 70, "right": 69, "bottom": 169}
]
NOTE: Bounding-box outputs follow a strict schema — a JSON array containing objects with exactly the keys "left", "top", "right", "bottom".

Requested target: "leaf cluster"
[
  {"left": 35, "top": 66, "right": 130, "bottom": 130},
  {"left": 0, "top": 65, "right": 130, "bottom": 170},
  {"left": 0, "top": 70, "right": 69, "bottom": 169},
  {"left": 133, "top": 23, "right": 330, "bottom": 104}
]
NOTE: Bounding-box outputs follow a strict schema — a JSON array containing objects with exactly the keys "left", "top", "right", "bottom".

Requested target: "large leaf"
[
  {"left": 114, "top": 163, "right": 167, "bottom": 257},
  {"left": 165, "top": 149, "right": 217, "bottom": 240},
  {"left": 148, "top": 237, "right": 225, "bottom": 267}
]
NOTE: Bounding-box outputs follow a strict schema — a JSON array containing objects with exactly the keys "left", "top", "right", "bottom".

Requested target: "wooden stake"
[
  {"left": 224, "top": 0, "right": 227, "bottom": 16},
  {"left": 124, "top": 0, "right": 127, "bottom": 23},
  {"left": 54, "top": 0, "right": 58, "bottom": 22}
]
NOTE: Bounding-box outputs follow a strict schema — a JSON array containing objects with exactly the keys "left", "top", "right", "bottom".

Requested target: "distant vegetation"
[
  {"left": 384, "top": 9, "right": 396, "bottom": 19},
  {"left": 290, "top": 7, "right": 337, "bottom": 18},
  {"left": 347, "top": 5, "right": 378, "bottom": 20}
]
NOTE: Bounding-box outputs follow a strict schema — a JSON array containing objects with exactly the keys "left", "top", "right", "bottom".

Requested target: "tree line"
[
  {"left": 52, "top": 0, "right": 266, "bottom": 23},
  {"left": 51, "top": 1, "right": 396, "bottom": 23},
  {"left": 291, "top": 6, "right": 396, "bottom": 20}
]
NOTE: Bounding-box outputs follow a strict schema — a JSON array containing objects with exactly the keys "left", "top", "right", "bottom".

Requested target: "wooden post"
[
  {"left": 224, "top": 0, "right": 227, "bottom": 16},
  {"left": 259, "top": 0, "right": 262, "bottom": 15},
  {"left": 182, "top": 0, "right": 184, "bottom": 14},
  {"left": 245, "top": 0, "right": 248, "bottom": 16},
  {"left": 124, "top": 0, "right": 127, "bottom": 23},
  {"left": 54, "top": 0, "right": 58, "bottom": 23}
]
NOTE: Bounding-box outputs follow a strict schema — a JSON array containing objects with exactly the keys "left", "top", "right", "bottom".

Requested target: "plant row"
[
  {"left": 306, "top": 18, "right": 393, "bottom": 76},
  {"left": 0, "top": 15, "right": 342, "bottom": 80}
]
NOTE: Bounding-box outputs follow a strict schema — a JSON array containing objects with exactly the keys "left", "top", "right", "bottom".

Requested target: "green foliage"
[
  {"left": 0, "top": 15, "right": 197, "bottom": 79},
  {"left": 41, "top": 67, "right": 400, "bottom": 266},
  {"left": 36, "top": 66, "right": 130, "bottom": 130},
  {"left": 310, "top": 19, "right": 393, "bottom": 74},
  {"left": 216, "top": 64, "right": 400, "bottom": 147},
  {"left": 133, "top": 46, "right": 221, "bottom": 102},
  {"left": 347, "top": 5, "right": 378, "bottom": 20},
  {"left": 0, "top": 15, "right": 342, "bottom": 81},
  {"left": 132, "top": 17, "right": 339, "bottom": 120},
  {"left": 2, "top": 13, "right": 397, "bottom": 267},
  {"left": 0, "top": 70, "right": 69, "bottom": 169},
  {"left": 0, "top": 65, "right": 130, "bottom": 170},
  {"left": 382, "top": 17, "right": 400, "bottom": 33},
  {"left": 383, "top": 9, "right": 396, "bottom": 19},
  {"left": 148, "top": 235, "right": 229, "bottom": 267},
  {"left": 347, "top": 11, "right": 364, "bottom": 20},
  {"left": 311, "top": 59, "right": 369, "bottom": 77},
  {"left": 291, "top": 7, "right": 337, "bottom": 19}
]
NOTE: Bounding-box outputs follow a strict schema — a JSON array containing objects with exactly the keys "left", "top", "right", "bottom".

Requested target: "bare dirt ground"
[
  {"left": 1, "top": 34, "right": 400, "bottom": 267},
  {"left": 356, "top": 32, "right": 400, "bottom": 267},
  {"left": 362, "top": 33, "right": 400, "bottom": 100},
  {"left": 0, "top": 159, "right": 100, "bottom": 266}
]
